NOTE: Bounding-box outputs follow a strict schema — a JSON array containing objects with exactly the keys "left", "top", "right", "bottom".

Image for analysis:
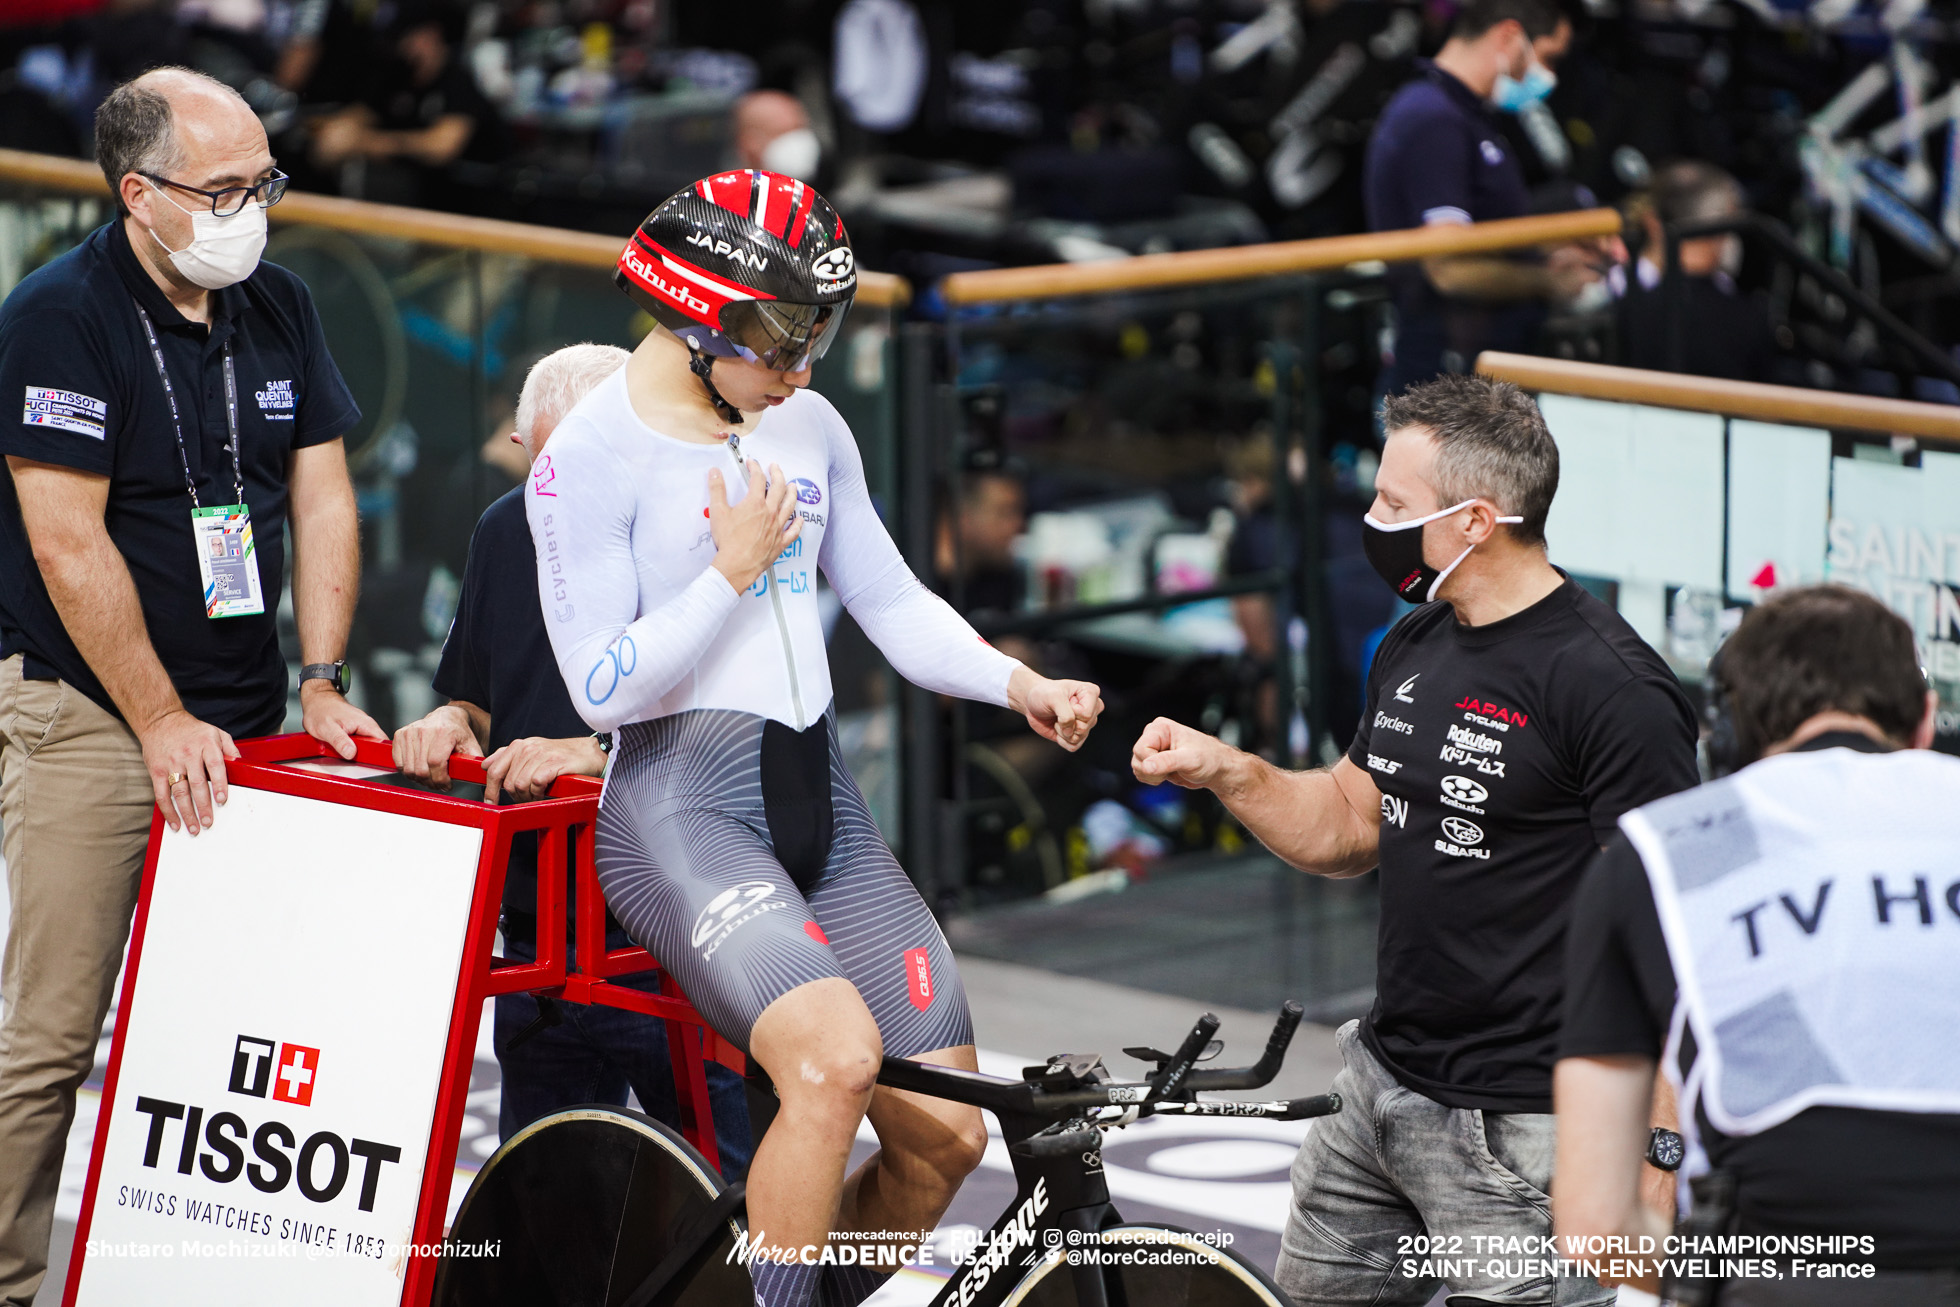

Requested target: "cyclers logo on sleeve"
[{"left": 691, "top": 882, "right": 789, "bottom": 959}]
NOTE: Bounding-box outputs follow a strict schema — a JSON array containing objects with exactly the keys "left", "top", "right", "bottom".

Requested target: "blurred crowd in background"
[{"left": 5, "top": 0, "right": 1960, "bottom": 910}]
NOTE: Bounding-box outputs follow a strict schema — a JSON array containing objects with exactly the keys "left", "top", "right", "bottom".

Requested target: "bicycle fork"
[{"left": 930, "top": 1123, "right": 1128, "bottom": 1307}]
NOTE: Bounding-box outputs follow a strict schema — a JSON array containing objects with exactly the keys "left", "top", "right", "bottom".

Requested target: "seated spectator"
[
  {"left": 1556, "top": 585, "right": 1960, "bottom": 1303},
  {"left": 308, "top": 0, "right": 506, "bottom": 211},
  {"left": 392, "top": 343, "right": 751, "bottom": 1168},
  {"left": 734, "top": 88, "right": 819, "bottom": 180},
  {"left": 934, "top": 454, "right": 1027, "bottom": 618},
  {"left": 1615, "top": 159, "right": 1778, "bottom": 383}
]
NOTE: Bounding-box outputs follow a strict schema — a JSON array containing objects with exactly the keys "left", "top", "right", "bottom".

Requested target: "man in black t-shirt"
[
  {"left": 1556, "top": 587, "right": 1960, "bottom": 1305},
  {"left": 1133, "top": 374, "right": 1697, "bottom": 1306},
  {"left": 391, "top": 345, "right": 751, "bottom": 1170}
]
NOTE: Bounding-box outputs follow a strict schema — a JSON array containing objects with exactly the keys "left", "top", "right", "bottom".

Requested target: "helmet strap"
[{"left": 685, "top": 342, "right": 745, "bottom": 427}]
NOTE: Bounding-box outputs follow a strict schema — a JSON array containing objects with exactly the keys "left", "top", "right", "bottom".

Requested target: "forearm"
[
  {"left": 1554, "top": 1056, "right": 1670, "bottom": 1282},
  {"left": 845, "top": 562, "right": 1018, "bottom": 707},
  {"left": 1422, "top": 255, "right": 1551, "bottom": 301},
  {"left": 292, "top": 466, "right": 360, "bottom": 667},
  {"left": 1217, "top": 756, "right": 1376, "bottom": 877},
  {"left": 39, "top": 541, "right": 181, "bottom": 730}
]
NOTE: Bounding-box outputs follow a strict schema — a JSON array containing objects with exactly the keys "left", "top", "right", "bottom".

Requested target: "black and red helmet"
[{"left": 615, "top": 170, "right": 857, "bottom": 374}]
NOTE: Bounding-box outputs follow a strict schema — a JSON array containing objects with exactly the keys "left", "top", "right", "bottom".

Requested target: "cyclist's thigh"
[
  {"left": 598, "top": 720, "right": 846, "bottom": 1052},
  {"left": 803, "top": 748, "right": 974, "bottom": 1061}
]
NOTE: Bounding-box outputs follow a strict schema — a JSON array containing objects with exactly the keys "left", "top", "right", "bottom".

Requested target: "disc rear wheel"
[{"left": 435, "top": 1105, "right": 750, "bottom": 1307}]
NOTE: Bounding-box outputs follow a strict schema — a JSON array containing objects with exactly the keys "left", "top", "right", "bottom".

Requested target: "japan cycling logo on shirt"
[{"left": 691, "top": 881, "right": 789, "bottom": 958}]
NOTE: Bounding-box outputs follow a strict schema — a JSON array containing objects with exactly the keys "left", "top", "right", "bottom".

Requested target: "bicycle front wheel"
[
  {"left": 999, "top": 1224, "right": 1289, "bottom": 1307},
  {"left": 434, "top": 1105, "right": 750, "bottom": 1307}
]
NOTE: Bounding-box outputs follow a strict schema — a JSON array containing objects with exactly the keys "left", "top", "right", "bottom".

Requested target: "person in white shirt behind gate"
[
  {"left": 1556, "top": 584, "right": 1960, "bottom": 1306},
  {"left": 530, "top": 170, "right": 1104, "bottom": 1307}
]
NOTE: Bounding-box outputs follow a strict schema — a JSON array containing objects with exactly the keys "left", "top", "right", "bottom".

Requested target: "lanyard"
[{"left": 134, "top": 301, "right": 242, "bottom": 511}]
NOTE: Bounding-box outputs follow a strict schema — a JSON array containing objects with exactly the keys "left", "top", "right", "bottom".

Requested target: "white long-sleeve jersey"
[{"left": 526, "top": 370, "right": 1019, "bottom": 734}]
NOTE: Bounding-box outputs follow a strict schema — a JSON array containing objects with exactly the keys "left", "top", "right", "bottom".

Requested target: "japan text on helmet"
[{"left": 615, "top": 170, "right": 857, "bottom": 374}]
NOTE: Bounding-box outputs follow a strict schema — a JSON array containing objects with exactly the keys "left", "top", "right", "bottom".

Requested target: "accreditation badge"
[{"left": 193, "top": 503, "right": 266, "bottom": 618}]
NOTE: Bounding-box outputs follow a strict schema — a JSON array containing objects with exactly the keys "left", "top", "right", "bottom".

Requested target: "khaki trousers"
[{"left": 0, "top": 655, "right": 152, "bottom": 1306}]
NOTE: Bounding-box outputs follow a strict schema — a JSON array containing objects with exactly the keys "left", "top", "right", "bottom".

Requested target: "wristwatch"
[
  {"left": 593, "top": 731, "right": 614, "bottom": 756},
  {"left": 1646, "top": 1127, "right": 1685, "bottom": 1172},
  {"left": 299, "top": 660, "right": 351, "bottom": 695}
]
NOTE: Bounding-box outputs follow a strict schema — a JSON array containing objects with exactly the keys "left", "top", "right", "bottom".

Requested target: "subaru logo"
[
  {"left": 792, "top": 477, "right": 822, "bottom": 505},
  {"left": 1441, "top": 776, "right": 1487, "bottom": 804},
  {"left": 1440, "top": 816, "right": 1484, "bottom": 846}
]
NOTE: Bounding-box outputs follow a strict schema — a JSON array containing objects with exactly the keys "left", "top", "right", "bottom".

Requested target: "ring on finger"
[{"left": 168, "top": 772, "right": 185, "bottom": 787}]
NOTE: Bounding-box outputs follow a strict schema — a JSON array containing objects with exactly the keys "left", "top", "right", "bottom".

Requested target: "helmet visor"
[{"left": 718, "top": 298, "right": 852, "bottom": 373}]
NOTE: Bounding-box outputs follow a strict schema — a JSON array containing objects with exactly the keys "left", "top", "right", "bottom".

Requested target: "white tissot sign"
[{"left": 74, "top": 786, "right": 483, "bottom": 1306}]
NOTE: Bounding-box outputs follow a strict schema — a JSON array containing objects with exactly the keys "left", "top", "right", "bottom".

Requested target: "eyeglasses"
[{"left": 140, "top": 168, "right": 290, "bottom": 218}]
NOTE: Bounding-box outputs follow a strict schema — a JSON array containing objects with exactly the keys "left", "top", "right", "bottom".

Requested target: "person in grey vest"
[{"left": 1556, "top": 584, "right": 1960, "bottom": 1305}]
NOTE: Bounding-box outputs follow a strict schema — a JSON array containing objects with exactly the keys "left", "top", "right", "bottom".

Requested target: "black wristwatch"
[
  {"left": 1647, "top": 1127, "right": 1685, "bottom": 1172},
  {"left": 593, "top": 731, "right": 614, "bottom": 756},
  {"left": 299, "top": 660, "right": 350, "bottom": 695}
]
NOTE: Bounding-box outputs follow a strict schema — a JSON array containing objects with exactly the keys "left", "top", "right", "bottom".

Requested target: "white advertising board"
[
  {"left": 73, "top": 785, "right": 483, "bottom": 1306},
  {"left": 1725, "top": 420, "right": 1832, "bottom": 595}
]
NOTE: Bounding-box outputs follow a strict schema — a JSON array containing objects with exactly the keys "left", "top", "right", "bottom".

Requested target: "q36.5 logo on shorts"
[{"left": 691, "top": 881, "right": 788, "bottom": 959}]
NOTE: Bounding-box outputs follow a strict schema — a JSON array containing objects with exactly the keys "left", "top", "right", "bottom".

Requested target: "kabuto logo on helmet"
[
  {"left": 614, "top": 170, "right": 857, "bottom": 376},
  {"left": 812, "top": 246, "right": 855, "bottom": 286}
]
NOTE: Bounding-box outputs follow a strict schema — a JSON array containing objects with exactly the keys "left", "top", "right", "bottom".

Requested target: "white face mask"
[
  {"left": 760, "top": 127, "right": 821, "bottom": 181},
  {"left": 143, "top": 178, "right": 268, "bottom": 290}
]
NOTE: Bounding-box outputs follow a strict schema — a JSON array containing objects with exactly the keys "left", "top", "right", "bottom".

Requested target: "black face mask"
[{"left": 1361, "top": 500, "right": 1522, "bottom": 604}]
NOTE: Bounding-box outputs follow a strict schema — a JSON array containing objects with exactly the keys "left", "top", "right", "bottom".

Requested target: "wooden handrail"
[
  {"left": 0, "top": 147, "right": 909, "bottom": 308},
  {"left": 1475, "top": 352, "right": 1960, "bottom": 442},
  {"left": 938, "top": 208, "right": 1623, "bottom": 306}
]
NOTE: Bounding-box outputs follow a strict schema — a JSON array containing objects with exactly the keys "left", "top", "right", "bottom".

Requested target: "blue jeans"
[
  {"left": 1276, "top": 1019, "right": 1613, "bottom": 1307},
  {"left": 492, "top": 934, "right": 754, "bottom": 1177}
]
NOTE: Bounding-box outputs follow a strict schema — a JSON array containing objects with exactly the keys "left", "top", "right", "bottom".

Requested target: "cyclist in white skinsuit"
[{"left": 531, "top": 171, "right": 1105, "bottom": 1307}]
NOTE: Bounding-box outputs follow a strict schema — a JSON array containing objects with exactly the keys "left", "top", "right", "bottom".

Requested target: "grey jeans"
[{"left": 1276, "top": 1020, "right": 1613, "bottom": 1307}]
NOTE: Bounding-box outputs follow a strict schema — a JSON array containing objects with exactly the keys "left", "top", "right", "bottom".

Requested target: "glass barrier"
[
  {"left": 0, "top": 179, "right": 904, "bottom": 841},
  {"left": 1487, "top": 358, "right": 1960, "bottom": 754}
]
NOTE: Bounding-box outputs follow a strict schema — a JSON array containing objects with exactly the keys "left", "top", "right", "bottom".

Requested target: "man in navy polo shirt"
[
  {"left": 0, "top": 67, "right": 378, "bottom": 1302},
  {"left": 392, "top": 345, "right": 752, "bottom": 1171},
  {"left": 1365, "top": 0, "right": 1612, "bottom": 393}
]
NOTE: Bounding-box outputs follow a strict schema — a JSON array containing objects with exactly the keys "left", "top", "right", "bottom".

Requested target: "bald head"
[
  {"left": 96, "top": 67, "right": 265, "bottom": 219},
  {"left": 734, "top": 91, "right": 810, "bottom": 170}
]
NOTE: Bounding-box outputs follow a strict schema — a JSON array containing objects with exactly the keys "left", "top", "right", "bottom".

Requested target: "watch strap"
[{"left": 299, "top": 661, "right": 349, "bottom": 694}]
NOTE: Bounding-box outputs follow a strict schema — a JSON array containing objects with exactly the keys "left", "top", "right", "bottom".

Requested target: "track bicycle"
[{"left": 436, "top": 1001, "right": 1340, "bottom": 1306}]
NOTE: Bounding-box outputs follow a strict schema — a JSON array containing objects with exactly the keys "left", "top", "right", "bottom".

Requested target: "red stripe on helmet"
[
  {"left": 703, "top": 170, "right": 753, "bottom": 216},
  {"left": 641, "top": 234, "right": 778, "bottom": 301},
  {"left": 786, "top": 179, "right": 815, "bottom": 246},
  {"left": 758, "top": 173, "right": 795, "bottom": 239}
]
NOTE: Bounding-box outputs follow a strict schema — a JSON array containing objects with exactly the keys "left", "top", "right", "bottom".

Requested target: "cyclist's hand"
[
  {"left": 1008, "top": 668, "right": 1103, "bottom": 751},
  {"left": 392, "top": 703, "right": 482, "bottom": 787},
  {"left": 709, "top": 458, "right": 800, "bottom": 594},
  {"left": 1132, "top": 716, "right": 1236, "bottom": 790},
  {"left": 484, "top": 735, "right": 606, "bottom": 804},
  {"left": 139, "top": 707, "right": 239, "bottom": 835}
]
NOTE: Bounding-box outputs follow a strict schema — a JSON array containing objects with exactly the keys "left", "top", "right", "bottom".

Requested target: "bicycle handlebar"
[{"left": 875, "top": 1002, "right": 1339, "bottom": 1128}]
